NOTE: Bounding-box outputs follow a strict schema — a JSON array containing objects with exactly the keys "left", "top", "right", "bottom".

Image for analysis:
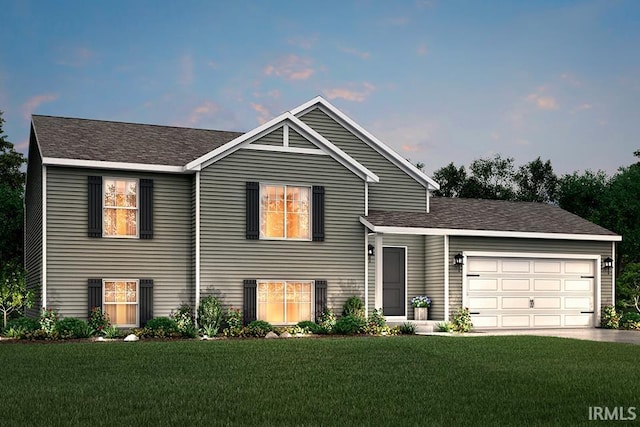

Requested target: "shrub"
[
  {"left": 297, "top": 320, "right": 321, "bottom": 334},
  {"left": 364, "top": 308, "right": 391, "bottom": 335},
  {"left": 142, "top": 317, "right": 180, "bottom": 338},
  {"left": 399, "top": 322, "right": 416, "bottom": 335},
  {"left": 198, "top": 296, "right": 224, "bottom": 337},
  {"left": 334, "top": 315, "right": 366, "bottom": 335},
  {"left": 223, "top": 307, "right": 243, "bottom": 337},
  {"left": 616, "top": 263, "right": 640, "bottom": 313},
  {"left": 171, "top": 304, "right": 196, "bottom": 338},
  {"left": 436, "top": 321, "right": 454, "bottom": 332},
  {"left": 452, "top": 308, "right": 473, "bottom": 333},
  {"left": 317, "top": 307, "right": 336, "bottom": 334},
  {"left": 101, "top": 324, "right": 122, "bottom": 339},
  {"left": 55, "top": 317, "right": 93, "bottom": 339},
  {"left": 245, "top": 320, "right": 273, "bottom": 337},
  {"left": 39, "top": 307, "right": 58, "bottom": 336},
  {"left": 3, "top": 316, "right": 39, "bottom": 334},
  {"left": 88, "top": 307, "right": 111, "bottom": 333},
  {"left": 620, "top": 311, "right": 640, "bottom": 330},
  {"left": 342, "top": 296, "right": 365, "bottom": 318},
  {"left": 601, "top": 305, "right": 621, "bottom": 329}
]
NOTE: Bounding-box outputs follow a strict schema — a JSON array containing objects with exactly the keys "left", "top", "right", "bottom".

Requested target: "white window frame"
[
  {"left": 102, "top": 279, "right": 139, "bottom": 327},
  {"left": 102, "top": 177, "right": 139, "bottom": 239},
  {"left": 257, "top": 280, "right": 314, "bottom": 325},
  {"left": 259, "top": 183, "right": 312, "bottom": 241}
]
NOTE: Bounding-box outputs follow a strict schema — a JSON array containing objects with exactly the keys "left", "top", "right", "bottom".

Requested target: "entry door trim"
[
  {"left": 461, "top": 251, "right": 601, "bottom": 327},
  {"left": 383, "top": 245, "right": 408, "bottom": 320}
]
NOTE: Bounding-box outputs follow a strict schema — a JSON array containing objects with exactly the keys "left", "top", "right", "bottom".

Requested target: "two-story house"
[{"left": 25, "top": 96, "right": 621, "bottom": 329}]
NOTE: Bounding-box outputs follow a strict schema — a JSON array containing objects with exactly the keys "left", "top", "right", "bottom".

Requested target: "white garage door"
[{"left": 466, "top": 257, "right": 595, "bottom": 329}]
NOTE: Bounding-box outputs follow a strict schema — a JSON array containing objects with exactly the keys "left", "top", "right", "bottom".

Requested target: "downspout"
[
  {"left": 611, "top": 241, "right": 616, "bottom": 307},
  {"left": 42, "top": 165, "right": 47, "bottom": 309},
  {"left": 443, "top": 235, "right": 449, "bottom": 321},
  {"left": 194, "top": 171, "right": 201, "bottom": 325},
  {"left": 364, "top": 230, "right": 369, "bottom": 316}
]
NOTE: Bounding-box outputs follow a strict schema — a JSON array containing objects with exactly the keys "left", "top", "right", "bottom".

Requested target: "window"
[
  {"left": 260, "top": 184, "right": 310, "bottom": 239},
  {"left": 103, "top": 280, "right": 138, "bottom": 327},
  {"left": 103, "top": 178, "right": 138, "bottom": 237},
  {"left": 257, "top": 281, "right": 312, "bottom": 324}
]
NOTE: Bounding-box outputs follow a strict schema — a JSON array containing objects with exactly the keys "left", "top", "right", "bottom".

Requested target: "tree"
[
  {"left": 0, "top": 111, "right": 26, "bottom": 265},
  {"left": 462, "top": 154, "right": 516, "bottom": 200},
  {"left": 0, "top": 262, "right": 34, "bottom": 328},
  {"left": 616, "top": 263, "right": 640, "bottom": 313},
  {"left": 515, "top": 157, "right": 558, "bottom": 203},
  {"left": 432, "top": 162, "right": 467, "bottom": 197},
  {"left": 557, "top": 170, "right": 609, "bottom": 223}
]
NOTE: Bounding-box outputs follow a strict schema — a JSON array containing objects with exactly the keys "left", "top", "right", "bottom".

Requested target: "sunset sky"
[{"left": 1, "top": 0, "right": 639, "bottom": 176}]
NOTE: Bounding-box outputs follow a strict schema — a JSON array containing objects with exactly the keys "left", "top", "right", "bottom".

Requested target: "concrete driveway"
[{"left": 468, "top": 328, "right": 640, "bottom": 345}]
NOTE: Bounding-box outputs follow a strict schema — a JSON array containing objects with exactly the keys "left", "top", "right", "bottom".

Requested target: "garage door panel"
[
  {"left": 565, "top": 261, "right": 593, "bottom": 275},
  {"left": 501, "top": 260, "right": 530, "bottom": 273},
  {"left": 564, "top": 297, "right": 592, "bottom": 310},
  {"left": 467, "top": 259, "right": 499, "bottom": 273},
  {"left": 565, "top": 314, "right": 592, "bottom": 327},
  {"left": 534, "top": 261, "right": 561, "bottom": 273},
  {"left": 534, "top": 279, "right": 561, "bottom": 291},
  {"left": 473, "top": 316, "right": 498, "bottom": 328},
  {"left": 468, "top": 279, "right": 498, "bottom": 291},
  {"left": 468, "top": 297, "right": 498, "bottom": 309},
  {"left": 502, "top": 279, "right": 530, "bottom": 291},
  {"left": 534, "top": 297, "right": 561, "bottom": 309},
  {"left": 502, "top": 315, "right": 530, "bottom": 328},
  {"left": 501, "top": 297, "right": 530, "bottom": 310},
  {"left": 565, "top": 280, "right": 592, "bottom": 292},
  {"left": 534, "top": 315, "right": 562, "bottom": 327}
]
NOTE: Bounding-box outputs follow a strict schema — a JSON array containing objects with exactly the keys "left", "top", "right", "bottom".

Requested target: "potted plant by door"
[{"left": 411, "top": 296, "right": 431, "bottom": 320}]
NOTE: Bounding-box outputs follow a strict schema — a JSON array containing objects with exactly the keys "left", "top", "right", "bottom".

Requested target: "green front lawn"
[{"left": 1, "top": 336, "right": 638, "bottom": 426}]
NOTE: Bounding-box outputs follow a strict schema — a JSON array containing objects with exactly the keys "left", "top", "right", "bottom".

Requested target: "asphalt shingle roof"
[
  {"left": 32, "top": 115, "right": 244, "bottom": 166},
  {"left": 365, "top": 197, "right": 618, "bottom": 236}
]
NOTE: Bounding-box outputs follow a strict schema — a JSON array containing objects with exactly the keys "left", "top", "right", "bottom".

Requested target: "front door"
[{"left": 383, "top": 247, "right": 406, "bottom": 316}]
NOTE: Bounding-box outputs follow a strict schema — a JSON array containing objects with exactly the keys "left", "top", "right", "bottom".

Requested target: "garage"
[{"left": 465, "top": 255, "right": 597, "bottom": 329}]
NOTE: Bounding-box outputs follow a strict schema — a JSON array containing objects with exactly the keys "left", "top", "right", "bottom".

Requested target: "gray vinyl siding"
[
  {"left": 254, "top": 127, "right": 282, "bottom": 146},
  {"left": 447, "top": 236, "right": 613, "bottom": 319},
  {"left": 299, "top": 108, "right": 426, "bottom": 212},
  {"left": 199, "top": 145, "right": 365, "bottom": 318},
  {"left": 46, "top": 167, "right": 193, "bottom": 321},
  {"left": 289, "top": 129, "right": 317, "bottom": 150},
  {"left": 425, "top": 235, "right": 445, "bottom": 320},
  {"left": 24, "top": 132, "right": 43, "bottom": 317}
]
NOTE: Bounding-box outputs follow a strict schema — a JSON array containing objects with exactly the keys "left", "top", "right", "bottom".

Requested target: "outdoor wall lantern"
[
  {"left": 602, "top": 256, "right": 613, "bottom": 274},
  {"left": 454, "top": 252, "right": 464, "bottom": 270},
  {"left": 368, "top": 244, "right": 375, "bottom": 257}
]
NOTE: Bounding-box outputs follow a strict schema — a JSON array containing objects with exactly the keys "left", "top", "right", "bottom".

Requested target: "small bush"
[
  {"left": 297, "top": 320, "right": 321, "bottom": 334},
  {"left": 142, "top": 317, "right": 180, "bottom": 338},
  {"left": 245, "top": 320, "right": 273, "bottom": 337},
  {"left": 88, "top": 308, "right": 111, "bottom": 333},
  {"left": 436, "top": 321, "right": 454, "bottom": 332},
  {"left": 334, "top": 315, "right": 366, "bottom": 335},
  {"left": 223, "top": 308, "right": 243, "bottom": 337},
  {"left": 620, "top": 311, "right": 640, "bottom": 330},
  {"left": 171, "top": 304, "right": 196, "bottom": 338},
  {"left": 101, "top": 324, "right": 122, "bottom": 339},
  {"left": 399, "top": 322, "right": 416, "bottom": 335},
  {"left": 342, "top": 296, "right": 365, "bottom": 318},
  {"left": 198, "top": 296, "right": 224, "bottom": 337},
  {"left": 601, "top": 305, "right": 621, "bottom": 329},
  {"left": 364, "top": 308, "right": 391, "bottom": 335},
  {"left": 317, "top": 308, "right": 336, "bottom": 334},
  {"left": 39, "top": 307, "right": 58, "bottom": 336},
  {"left": 56, "top": 317, "right": 93, "bottom": 339},
  {"left": 3, "top": 316, "right": 40, "bottom": 335},
  {"left": 452, "top": 308, "right": 473, "bottom": 333}
]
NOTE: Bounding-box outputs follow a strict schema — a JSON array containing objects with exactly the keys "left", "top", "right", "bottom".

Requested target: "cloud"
[
  {"left": 417, "top": 43, "right": 428, "bottom": 56},
  {"left": 288, "top": 35, "right": 317, "bottom": 49},
  {"left": 207, "top": 60, "right": 219, "bottom": 69},
  {"left": 526, "top": 93, "right": 559, "bottom": 110},
  {"left": 253, "top": 89, "right": 281, "bottom": 99},
  {"left": 56, "top": 47, "right": 94, "bottom": 67},
  {"left": 179, "top": 54, "right": 194, "bottom": 86},
  {"left": 263, "top": 55, "right": 315, "bottom": 81},
  {"left": 15, "top": 139, "right": 29, "bottom": 150},
  {"left": 339, "top": 45, "right": 370, "bottom": 59},
  {"left": 323, "top": 82, "right": 375, "bottom": 102},
  {"left": 177, "top": 100, "right": 220, "bottom": 127},
  {"left": 22, "top": 93, "right": 58, "bottom": 119},
  {"left": 560, "top": 72, "right": 581, "bottom": 86},
  {"left": 386, "top": 17, "right": 409, "bottom": 26},
  {"left": 250, "top": 102, "right": 271, "bottom": 124},
  {"left": 401, "top": 144, "right": 422, "bottom": 153}
]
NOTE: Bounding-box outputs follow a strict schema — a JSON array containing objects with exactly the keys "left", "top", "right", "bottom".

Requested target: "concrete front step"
[{"left": 386, "top": 320, "right": 443, "bottom": 333}]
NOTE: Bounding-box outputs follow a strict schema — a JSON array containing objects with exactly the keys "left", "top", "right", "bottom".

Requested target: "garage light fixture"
[
  {"left": 454, "top": 252, "right": 464, "bottom": 270},
  {"left": 368, "top": 244, "right": 375, "bottom": 257},
  {"left": 602, "top": 257, "right": 613, "bottom": 274}
]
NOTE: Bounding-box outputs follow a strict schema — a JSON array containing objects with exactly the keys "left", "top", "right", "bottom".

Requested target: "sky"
[{"left": 1, "top": 0, "right": 639, "bottom": 177}]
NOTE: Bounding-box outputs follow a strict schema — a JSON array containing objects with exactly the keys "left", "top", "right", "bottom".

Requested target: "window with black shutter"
[
  {"left": 139, "top": 179, "right": 154, "bottom": 239},
  {"left": 315, "top": 280, "right": 327, "bottom": 323},
  {"left": 312, "top": 186, "right": 325, "bottom": 241},
  {"left": 88, "top": 176, "right": 102, "bottom": 237},
  {"left": 243, "top": 279, "right": 257, "bottom": 325},
  {"left": 246, "top": 182, "right": 259, "bottom": 239},
  {"left": 139, "top": 279, "right": 154, "bottom": 327}
]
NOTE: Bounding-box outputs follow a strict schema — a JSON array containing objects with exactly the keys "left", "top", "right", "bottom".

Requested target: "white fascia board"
[
  {"left": 359, "top": 217, "right": 622, "bottom": 242},
  {"left": 185, "top": 112, "right": 290, "bottom": 170},
  {"left": 42, "top": 157, "right": 186, "bottom": 173},
  {"left": 291, "top": 96, "right": 440, "bottom": 190},
  {"left": 243, "top": 144, "right": 328, "bottom": 156},
  {"left": 287, "top": 115, "right": 379, "bottom": 183}
]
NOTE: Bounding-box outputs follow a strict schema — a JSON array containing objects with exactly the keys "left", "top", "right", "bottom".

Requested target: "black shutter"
[
  {"left": 88, "top": 176, "right": 102, "bottom": 238},
  {"left": 243, "top": 279, "right": 257, "bottom": 325},
  {"left": 315, "top": 280, "right": 327, "bottom": 323},
  {"left": 139, "top": 179, "right": 154, "bottom": 239},
  {"left": 246, "top": 182, "right": 259, "bottom": 240},
  {"left": 139, "top": 279, "right": 154, "bottom": 327},
  {"left": 312, "top": 186, "right": 325, "bottom": 241},
  {"left": 88, "top": 279, "right": 102, "bottom": 317}
]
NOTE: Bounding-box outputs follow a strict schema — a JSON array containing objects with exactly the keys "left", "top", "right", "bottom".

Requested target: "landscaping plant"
[
  {"left": 140, "top": 317, "right": 180, "bottom": 338},
  {"left": 334, "top": 315, "right": 366, "bottom": 335},
  {"left": 88, "top": 307, "right": 111, "bottom": 333},
  {"left": 55, "top": 317, "right": 93, "bottom": 339},
  {"left": 364, "top": 308, "right": 391, "bottom": 335},
  {"left": 342, "top": 296, "right": 365, "bottom": 318},
  {"left": 620, "top": 311, "right": 640, "bottom": 330},
  {"left": 223, "top": 307, "right": 243, "bottom": 337},
  {"left": 244, "top": 320, "right": 273, "bottom": 337},
  {"left": 171, "top": 304, "right": 196, "bottom": 338},
  {"left": 616, "top": 262, "right": 640, "bottom": 313},
  {"left": 39, "top": 307, "right": 58, "bottom": 336},
  {"left": 0, "top": 262, "right": 34, "bottom": 328},
  {"left": 317, "top": 307, "right": 336, "bottom": 333},
  {"left": 198, "top": 296, "right": 224, "bottom": 337},
  {"left": 452, "top": 307, "right": 473, "bottom": 333},
  {"left": 399, "top": 322, "right": 416, "bottom": 335},
  {"left": 600, "top": 305, "right": 621, "bottom": 329}
]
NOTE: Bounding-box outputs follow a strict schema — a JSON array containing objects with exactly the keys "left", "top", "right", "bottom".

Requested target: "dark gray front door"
[{"left": 383, "top": 247, "right": 405, "bottom": 316}]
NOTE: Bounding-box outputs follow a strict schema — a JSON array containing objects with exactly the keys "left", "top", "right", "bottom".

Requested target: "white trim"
[
  {"left": 383, "top": 245, "right": 409, "bottom": 319},
  {"left": 42, "top": 165, "right": 47, "bottom": 309},
  {"left": 364, "top": 229, "right": 369, "bottom": 316},
  {"left": 463, "top": 251, "right": 601, "bottom": 328},
  {"left": 443, "top": 235, "right": 449, "bottom": 322},
  {"left": 374, "top": 233, "right": 383, "bottom": 310},
  {"left": 290, "top": 97, "right": 440, "bottom": 190},
  {"left": 611, "top": 242, "right": 616, "bottom": 307},
  {"left": 364, "top": 182, "right": 369, "bottom": 216},
  {"left": 102, "top": 177, "right": 139, "bottom": 239},
  {"left": 195, "top": 171, "right": 201, "bottom": 325},
  {"left": 242, "top": 144, "right": 327, "bottom": 156},
  {"left": 359, "top": 217, "right": 622, "bottom": 242},
  {"left": 259, "top": 183, "right": 312, "bottom": 241},
  {"left": 426, "top": 188, "right": 430, "bottom": 213},
  {"left": 283, "top": 124, "right": 289, "bottom": 147},
  {"left": 42, "top": 157, "right": 186, "bottom": 173},
  {"left": 102, "top": 279, "right": 140, "bottom": 328}
]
